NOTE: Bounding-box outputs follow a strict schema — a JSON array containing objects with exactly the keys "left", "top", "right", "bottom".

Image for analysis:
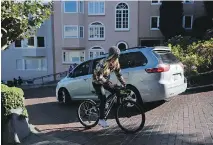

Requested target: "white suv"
[{"left": 56, "top": 46, "right": 187, "bottom": 105}]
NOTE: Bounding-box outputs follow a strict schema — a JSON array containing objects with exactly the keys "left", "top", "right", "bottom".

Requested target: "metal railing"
[{"left": 22, "top": 71, "right": 69, "bottom": 86}]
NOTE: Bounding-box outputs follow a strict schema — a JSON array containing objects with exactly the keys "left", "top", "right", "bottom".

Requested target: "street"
[{"left": 24, "top": 87, "right": 213, "bottom": 145}]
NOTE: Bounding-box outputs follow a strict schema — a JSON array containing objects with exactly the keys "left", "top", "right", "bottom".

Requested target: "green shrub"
[
  {"left": 168, "top": 38, "right": 213, "bottom": 76},
  {"left": 1, "top": 84, "right": 28, "bottom": 119}
]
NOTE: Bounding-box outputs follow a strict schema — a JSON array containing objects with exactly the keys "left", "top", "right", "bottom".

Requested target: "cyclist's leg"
[{"left": 92, "top": 83, "right": 106, "bottom": 120}]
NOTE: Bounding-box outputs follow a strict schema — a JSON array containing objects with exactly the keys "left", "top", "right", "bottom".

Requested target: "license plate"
[{"left": 173, "top": 74, "right": 181, "bottom": 81}]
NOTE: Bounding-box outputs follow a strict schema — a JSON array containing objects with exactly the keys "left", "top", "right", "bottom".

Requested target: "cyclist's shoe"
[{"left": 98, "top": 119, "right": 109, "bottom": 128}]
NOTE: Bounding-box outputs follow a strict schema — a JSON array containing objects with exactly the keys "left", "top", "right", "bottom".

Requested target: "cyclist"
[{"left": 92, "top": 46, "right": 126, "bottom": 128}]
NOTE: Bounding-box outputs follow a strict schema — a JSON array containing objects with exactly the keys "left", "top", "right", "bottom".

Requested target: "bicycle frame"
[{"left": 104, "top": 94, "right": 117, "bottom": 119}]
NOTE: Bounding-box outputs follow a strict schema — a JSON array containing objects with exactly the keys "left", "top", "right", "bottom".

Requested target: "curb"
[
  {"left": 21, "top": 83, "right": 57, "bottom": 90},
  {"left": 186, "top": 84, "right": 213, "bottom": 90}
]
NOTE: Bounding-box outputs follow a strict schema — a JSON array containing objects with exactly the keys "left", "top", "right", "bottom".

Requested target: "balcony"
[{"left": 22, "top": 48, "right": 46, "bottom": 57}]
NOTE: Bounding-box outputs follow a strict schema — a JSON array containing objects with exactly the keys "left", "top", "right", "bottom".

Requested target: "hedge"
[{"left": 1, "top": 84, "right": 28, "bottom": 120}]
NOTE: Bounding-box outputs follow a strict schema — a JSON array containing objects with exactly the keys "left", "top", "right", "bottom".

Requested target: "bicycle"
[{"left": 77, "top": 85, "right": 145, "bottom": 133}]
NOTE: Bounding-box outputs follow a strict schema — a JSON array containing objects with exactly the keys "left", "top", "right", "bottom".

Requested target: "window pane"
[
  {"left": 72, "top": 57, "right": 80, "bottom": 63},
  {"left": 151, "top": 17, "right": 158, "bottom": 28},
  {"left": 25, "top": 59, "right": 39, "bottom": 70},
  {"left": 185, "top": 16, "right": 192, "bottom": 28},
  {"left": 41, "top": 58, "right": 47, "bottom": 70},
  {"left": 152, "top": 0, "right": 159, "bottom": 3},
  {"left": 100, "top": 2, "right": 104, "bottom": 13},
  {"left": 64, "top": 1, "right": 77, "bottom": 12},
  {"left": 119, "top": 52, "right": 148, "bottom": 69},
  {"left": 73, "top": 61, "right": 90, "bottom": 77},
  {"left": 64, "top": 26, "right": 78, "bottom": 38},
  {"left": 37, "top": 37, "right": 45, "bottom": 47},
  {"left": 88, "top": 2, "right": 104, "bottom": 14},
  {"left": 90, "top": 52, "right": 94, "bottom": 58},
  {"left": 28, "top": 37, "right": 34, "bottom": 47},
  {"left": 16, "top": 59, "right": 23, "bottom": 70},
  {"left": 79, "top": 26, "right": 84, "bottom": 38},
  {"left": 15, "top": 40, "right": 22, "bottom": 47},
  {"left": 79, "top": 1, "right": 84, "bottom": 13}
]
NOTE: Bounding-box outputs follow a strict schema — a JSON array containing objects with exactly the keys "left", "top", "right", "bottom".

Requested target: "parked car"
[{"left": 56, "top": 46, "right": 187, "bottom": 105}]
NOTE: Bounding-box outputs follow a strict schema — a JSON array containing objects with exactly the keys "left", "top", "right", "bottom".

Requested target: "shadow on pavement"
[
  {"left": 41, "top": 124, "right": 211, "bottom": 145},
  {"left": 26, "top": 99, "right": 165, "bottom": 126},
  {"left": 23, "top": 86, "right": 56, "bottom": 99},
  {"left": 183, "top": 86, "right": 213, "bottom": 95}
]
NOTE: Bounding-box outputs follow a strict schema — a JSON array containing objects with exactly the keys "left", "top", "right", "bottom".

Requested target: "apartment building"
[
  {"left": 53, "top": 0, "right": 205, "bottom": 73},
  {"left": 1, "top": 17, "right": 54, "bottom": 81},
  {"left": 53, "top": 1, "right": 139, "bottom": 73},
  {"left": 139, "top": 0, "right": 205, "bottom": 46}
]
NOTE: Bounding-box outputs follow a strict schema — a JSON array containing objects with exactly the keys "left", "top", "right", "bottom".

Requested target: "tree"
[
  {"left": 204, "top": 1, "right": 213, "bottom": 19},
  {"left": 1, "top": 0, "right": 52, "bottom": 50},
  {"left": 192, "top": 16, "right": 213, "bottom": 39},
  {"left": 192, "top": 2, "right": 213, "bottom": 39},
  {"left": 159, "top": 1, "right": 184, "bottom": 40}
]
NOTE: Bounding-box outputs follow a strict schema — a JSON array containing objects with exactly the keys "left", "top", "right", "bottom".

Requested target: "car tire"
[
  {"left": 58, "top": 88, "right": 71, "bottom": 105},
  {"left": 126, "top": 85, "right": 143, "bottom": 106}
]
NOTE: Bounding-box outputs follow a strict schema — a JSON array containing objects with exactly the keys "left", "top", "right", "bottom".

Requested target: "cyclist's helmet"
[{"left": 107, "top": 46, "right": 120, "bottom": 60}]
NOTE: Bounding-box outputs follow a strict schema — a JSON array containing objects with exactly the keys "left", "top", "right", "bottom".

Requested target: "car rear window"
[{"left": 154, "top": 51, "right": 180, "bottom": 64}]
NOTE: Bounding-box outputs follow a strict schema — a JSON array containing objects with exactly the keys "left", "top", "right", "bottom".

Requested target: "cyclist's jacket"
[{"left": 92, "top": 58, "right": 125, "bottom": 85}]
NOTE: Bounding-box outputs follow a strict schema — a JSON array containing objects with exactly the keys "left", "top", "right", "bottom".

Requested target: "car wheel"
[
  {"left": 126, "top": 85, "right": 143, "bottom": 106},
  {"left": 58, "top": 88, "right": 71, "bottom": 105}
]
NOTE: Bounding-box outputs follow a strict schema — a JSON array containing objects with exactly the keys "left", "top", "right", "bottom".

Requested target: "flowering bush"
[{"left": 168, "top": 37, "right": 213, "bottom": 77}]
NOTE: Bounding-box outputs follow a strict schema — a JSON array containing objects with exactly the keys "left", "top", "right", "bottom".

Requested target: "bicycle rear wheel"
[
  {"left": 77, "top": 100, "right": 99, "bottom": 128},
  {"left": 115, "top": 100, "right": 145, "bottom": 133}
]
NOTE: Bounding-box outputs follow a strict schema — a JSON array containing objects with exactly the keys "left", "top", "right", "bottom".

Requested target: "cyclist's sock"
[{"left": 98, "top": 119, "right": 109, "bottom": 128}]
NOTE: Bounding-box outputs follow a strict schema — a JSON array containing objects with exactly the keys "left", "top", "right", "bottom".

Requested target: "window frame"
[
  {"left": 117, "top": 41, "right": 128, "bottom": 50},
  {"left": 64, "top": 25, "right": 79, "bottom": 38},
  {"left": 88, "top": 1, "right": 105, "bottom": 16},
  {"left": 24, "top": 58, "right": 47, "bottom": 71},
  {"left": 16, "top": 58, "right": 47, "bottom": 71},
  {"left": 64, "top": 1, "right": 78, "bottom": 13},
  {"left": 62, "top": 50, "right": 85, "bottom": 64},
  {"left": 89, "top": 46, "right": 105, "bottom": 59},
  {"left": 88, "top": 22, "right": 105, "bottom": 40},
  {"left": 14, "top": 40, "right": 22, "bottom": 48},
  {"left": 150, "top": 16, "right": 160, "bottom": 30},
  {"left": 183, "top": 15, "right": 193, "bottom": 29},
  {"left": 151, "top": 0, "right": 161, "bottom": 5},
  {"left": 115, "top": 2, "right": 130, "bottom": 31},
  {"left": 37, "top": 36, "right": 46, "bottom": 48}
]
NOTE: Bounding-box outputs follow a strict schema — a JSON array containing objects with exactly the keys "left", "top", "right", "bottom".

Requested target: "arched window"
[
  {"left": 115, "top": 2, "right": 129, "bottom": 30},
  {"left": 89, "top": 46, "right": 105, "bottom": 59},
  {"left": 88, "top": 22, "right": 105, "bottom": 40},
  {"left": 117, "top": 41, "right": 128, "bottom": 51}
]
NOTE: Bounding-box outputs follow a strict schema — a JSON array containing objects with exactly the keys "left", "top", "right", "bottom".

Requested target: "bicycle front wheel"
[
  {"left": 77, "top": 100, "right": 99, "bottom": 128},
  {"left": 115, "top": 100, "right": 145, "bottom": 133}
]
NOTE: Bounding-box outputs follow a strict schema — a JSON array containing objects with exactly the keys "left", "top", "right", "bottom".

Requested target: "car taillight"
[{"left": 145, "top": 63, "right": 170, "bottom": 73}]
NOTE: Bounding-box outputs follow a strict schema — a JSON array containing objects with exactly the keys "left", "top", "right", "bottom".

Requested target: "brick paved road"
[{"left": 24, "top": 87, "right": 213, "bottom": 145}]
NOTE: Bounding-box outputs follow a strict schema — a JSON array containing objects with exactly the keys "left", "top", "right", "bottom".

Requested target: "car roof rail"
[
  {"left": 153, "top": 46, "right": 171, "bottom": 52},
  {"left": 104, "top": 46, "right": 148, "bottom": 55}
]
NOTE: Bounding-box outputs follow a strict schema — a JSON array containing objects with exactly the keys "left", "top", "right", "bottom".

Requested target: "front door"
[{"left": 67, "top": 61, "right": 93, "bottom": 100}]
